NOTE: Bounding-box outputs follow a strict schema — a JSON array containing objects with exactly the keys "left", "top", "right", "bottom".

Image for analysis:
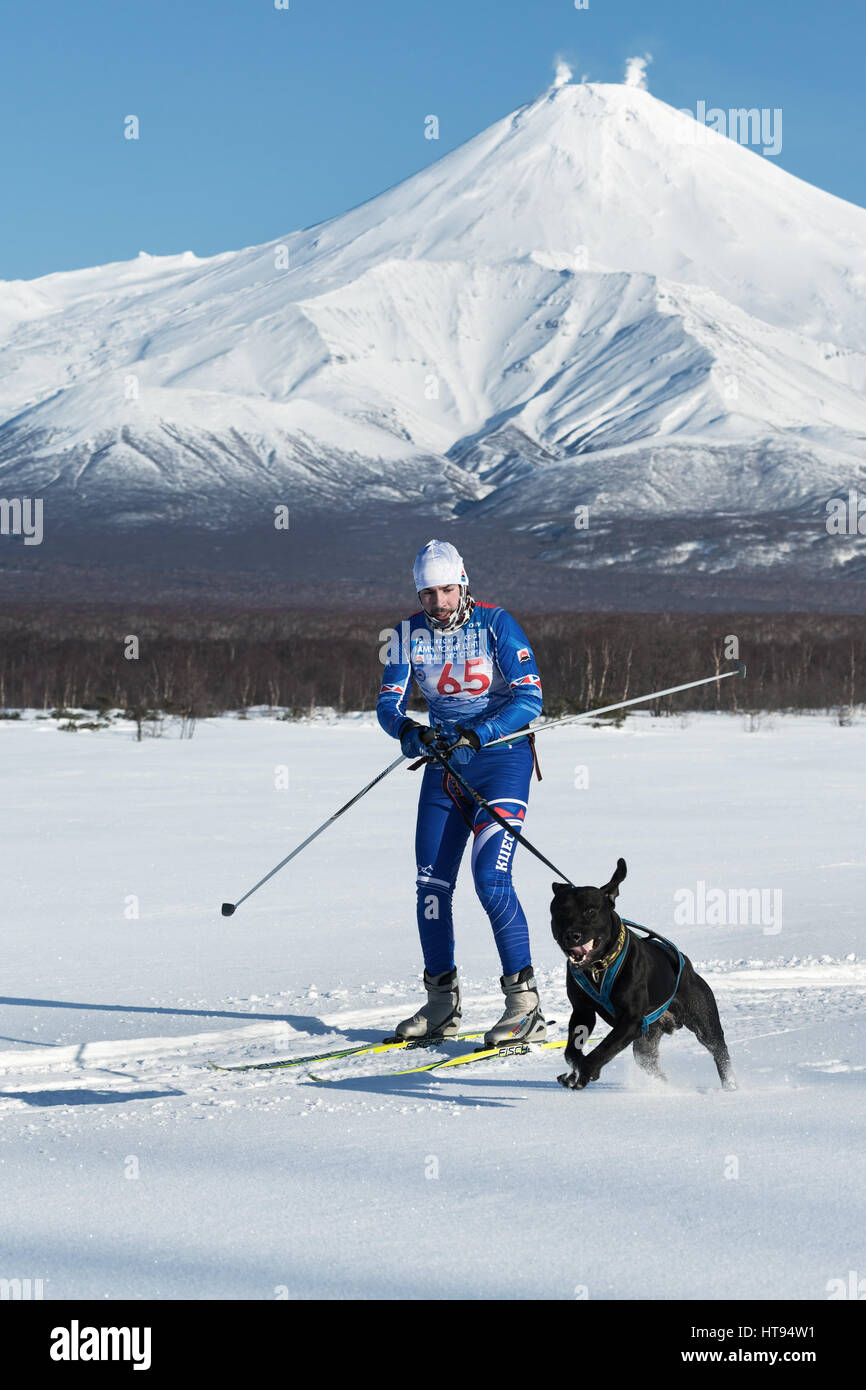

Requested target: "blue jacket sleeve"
[
  {"left": 471, "top": 609, "right": 543, "bottom": 745},
  {"left": 376, "top": 626, "right": 412, "bottom": 738}
]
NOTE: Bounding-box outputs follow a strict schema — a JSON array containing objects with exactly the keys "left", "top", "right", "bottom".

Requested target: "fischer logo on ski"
[{"left": 366, "top": 1037, "right": 573, "bottom": 1079}]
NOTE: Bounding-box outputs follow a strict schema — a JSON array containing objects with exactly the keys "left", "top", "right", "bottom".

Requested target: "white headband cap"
[{"left": 413, "top": 539, "right": 468, "bottom": 592}]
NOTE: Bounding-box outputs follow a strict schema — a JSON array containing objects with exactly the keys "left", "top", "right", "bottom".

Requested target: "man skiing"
[{"left": 377, "top": 539, "right": 546, "bottom": 1047}]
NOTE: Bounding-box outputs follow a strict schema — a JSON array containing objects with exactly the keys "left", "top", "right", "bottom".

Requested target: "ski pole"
[
  {"left": 221, "top": 752, "right": 406, "bottom": 916},
  {"left": 419, "top": 663, "right": 748, "bottom": 883},
  {"left": 426, "top": 743, "right": 578, "bottom": 884},
  {"left": 221, "top": 664, "right": 746, "bottom": 914},
  {"left": 486, "top": 662, "right": 746, "bottom": 748}
]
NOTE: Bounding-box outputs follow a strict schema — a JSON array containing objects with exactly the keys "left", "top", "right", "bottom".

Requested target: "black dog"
[{"left": 551, "top": 858, "right": 735, "bottom": 1091}]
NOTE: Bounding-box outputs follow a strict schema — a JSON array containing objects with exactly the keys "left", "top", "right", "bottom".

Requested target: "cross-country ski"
[{"left": 206, "top": 1028, "right": 488, "bottom": 1072}]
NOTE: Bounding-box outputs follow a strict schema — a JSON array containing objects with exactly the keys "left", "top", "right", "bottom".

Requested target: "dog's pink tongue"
[{"left": 570, "top": 940, "right": 594, "bottom": 963}]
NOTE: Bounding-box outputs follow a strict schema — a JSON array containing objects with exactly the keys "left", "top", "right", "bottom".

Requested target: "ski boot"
[
  {"left": 389, "top": 968, "right": 462, "bottom": 1042},
  {"left": 483, "top": 966, "right": 546, "bottom": 1048}
]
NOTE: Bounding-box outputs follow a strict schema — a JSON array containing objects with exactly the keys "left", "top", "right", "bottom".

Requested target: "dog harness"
[{"left": 568, "top": 920, "right": 685, "bottom": 1034}]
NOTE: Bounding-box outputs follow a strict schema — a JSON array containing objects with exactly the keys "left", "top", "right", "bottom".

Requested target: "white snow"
[{"left": 1, "top": 711, "right": 864, "bottom": 1298}]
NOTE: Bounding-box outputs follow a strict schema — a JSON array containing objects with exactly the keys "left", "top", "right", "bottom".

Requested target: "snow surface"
[{"left": 1, "top": 710, "right": 864, "bottom": 1299}]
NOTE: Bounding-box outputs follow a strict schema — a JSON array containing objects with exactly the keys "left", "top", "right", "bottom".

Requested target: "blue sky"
[{"left": 1, "top": 0, "right": 863, "bottom": 281}]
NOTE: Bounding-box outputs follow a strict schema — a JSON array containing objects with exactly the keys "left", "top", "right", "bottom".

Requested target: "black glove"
[
  {"left": 445, "top": 724, "right": 482, "bottom": 753},
  {"left": 398, "top": 719, "right": 437, "bottom": 759}
]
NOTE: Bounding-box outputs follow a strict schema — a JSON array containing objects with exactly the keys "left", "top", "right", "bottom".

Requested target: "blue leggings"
[{"left": 414, "top": 740, "right": 535, "bottom": 976}]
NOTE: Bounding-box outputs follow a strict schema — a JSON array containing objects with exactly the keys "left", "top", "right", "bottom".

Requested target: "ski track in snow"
[
  {"left": 2, "top": 963, "right": 863, "bottom": 1300},
  {"left": 1, "top": 959, "right": 864, "bottom": 1106}
]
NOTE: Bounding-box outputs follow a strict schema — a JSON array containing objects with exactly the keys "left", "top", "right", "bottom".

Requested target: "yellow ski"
[{"left": 386, "top": 1037, "right": 572, "bottom": 1076}]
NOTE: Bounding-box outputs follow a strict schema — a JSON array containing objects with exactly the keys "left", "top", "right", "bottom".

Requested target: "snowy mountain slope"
[
  {"left": 292, "top": 79, "right": 866, "bottom": 348},
  {"left": 1, "top": 79, "right": 865, "bottom": 574}
]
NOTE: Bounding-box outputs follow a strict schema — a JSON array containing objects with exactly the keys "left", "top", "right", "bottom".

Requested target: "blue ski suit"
[{"left": 377, "top": 602, "right": 543, "bottom": 976}]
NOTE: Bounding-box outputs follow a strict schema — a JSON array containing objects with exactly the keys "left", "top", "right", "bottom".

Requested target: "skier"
[{"left": 377, "top": 539, "right": 546, "bottom": 1047}]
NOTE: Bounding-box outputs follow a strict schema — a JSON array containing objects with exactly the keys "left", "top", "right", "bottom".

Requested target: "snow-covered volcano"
[{"left": 1, "top": 77, "right": 865, "bottom": 586}]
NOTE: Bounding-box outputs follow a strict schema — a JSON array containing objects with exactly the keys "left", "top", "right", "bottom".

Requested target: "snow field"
[{"left": 1, "top": 710, "right": 864, "bottom": 1298}]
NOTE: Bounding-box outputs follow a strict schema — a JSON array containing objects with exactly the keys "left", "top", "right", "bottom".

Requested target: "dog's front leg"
[
  {"left": 558, "top": 1013, "right": 595, "bottom": 1089},
  {"left": 573, "top": 1014, "right": 643, "bottom": 1088}
]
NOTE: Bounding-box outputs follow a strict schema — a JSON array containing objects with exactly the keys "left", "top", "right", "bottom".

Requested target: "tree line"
[{"left": 0, "top": 608, "right": 862, "bottom": 719}]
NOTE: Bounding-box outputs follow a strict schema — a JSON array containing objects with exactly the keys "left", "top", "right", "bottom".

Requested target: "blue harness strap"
[
  {"left": 568, "top": 931, "right": 631, "bottom": 1021},
  {"left": 568, "top": 924, "right": 685, "bottom": 1034},
  {"left": 639, "top": 934, "right": 685, "bottom": 1034}
]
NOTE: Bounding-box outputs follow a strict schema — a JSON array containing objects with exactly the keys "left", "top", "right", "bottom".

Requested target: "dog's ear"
[
  {"left": 551, "top": 881, "right": 570, "bottom": 896},
  {"left": 601, "top": 857, "right": 627, "bottom": 903}
]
